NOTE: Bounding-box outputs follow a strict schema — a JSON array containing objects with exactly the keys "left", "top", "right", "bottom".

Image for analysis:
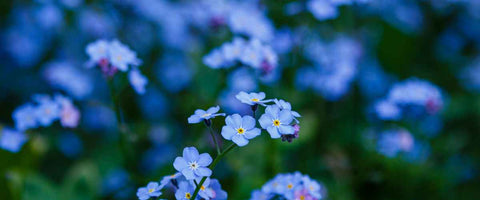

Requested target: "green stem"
[
  {"left": 207, "top": 124, "right": 221, "bottom": 155},
  {"left": 107, "top": 80, "right": 134, "bottom": 169},
  {"left": 190, "top": 143, "right": 237, "bottom": 199}
]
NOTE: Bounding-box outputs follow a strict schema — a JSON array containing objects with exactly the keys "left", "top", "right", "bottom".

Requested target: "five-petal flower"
[
  {"left": 259, "top": 105, "right": 295, "bottom": 138},
  {"left": 188, "top": 106, "right": 226, "bottom": 124},
  {"left": 173, "top": 147, "right": 213, "bottom": 180},
  {"left": 221, "top": 114, "right": 261, "bottom": 146}
]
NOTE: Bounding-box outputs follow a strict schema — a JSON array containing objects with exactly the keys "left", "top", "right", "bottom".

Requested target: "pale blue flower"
[
  {"left": 259, "top": 105, "right": 295, "bottom": 138},
  {"left": 13, "top": 103, "right": 38, "bottom": 131},
  {"left": 175, "top": 181, "right": 196, "bottom": 200},
  {"left": 86, "top": 39, "right": 110, "bottom": 64},
  {"left": 221, "top": 114, "right": 261, "bottom": 146},
  {"left": 128, "top": 69, "right": 148, "bottom": 95},
  {"left": 188, "top": 106, "right": 226, "bottom": 124},
  {"left": 108, "top": 40, "right": 141, "bottom": 71},
  {"left": 173, "top": 147, "right": 212, "bottom": 180},
  {"left": 203, "top": 49, "right": 226, "bottom": 69},
  {"left": 35, "top": 97, "right": 61, "bottom": 127},
  {"left": 274, "top": 99, "right": 301, "bottom": 123},
  {"left": 235, "top": 91, "right": 271, "bottom": 106},
  {"left": 136, "top": 182, "right": 162, "bottom": 200},
  {"left": 0, "top": 128, "right": 28, "bottom": 153}
]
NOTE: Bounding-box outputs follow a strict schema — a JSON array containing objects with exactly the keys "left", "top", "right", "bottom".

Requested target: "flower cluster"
[
  {"left": 137, "top": 92, "right": 301, "bottom": 199},
  {"left": 374, "top": 78, "right": 444, "bottom": 120},
  {"left": 13, "top": 94, "right": 81, "bottom": 131},
  {"left": 85, "top": 39, "right": 148, "bottom": 94},
  {"left": 370, "top": 128, "right": 430, "bottom": 162},
  {"left": 250, "top": 172, "right": 327, "bottom": 200},
  {"left": 136, "top": 147, "right": 227, "bottom": 200},
  {"left": 203, "top": 37, "right": 278, "bottom": 74}
]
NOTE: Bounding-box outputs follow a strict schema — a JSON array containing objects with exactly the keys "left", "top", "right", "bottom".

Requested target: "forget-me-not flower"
[
  {"left": 235, "top": 91, "right": 271, "bottom": 106},
  {"left": 188, "top": 106, "right": 226, "bottom": 124},
  {"left": 136, "top": 182, "right": 162, "bottom": 200},
  {"left": 173, "top": 147, "right": 212, "bottom": 180},
  {"left": 0, "top": 128, "right": 28, "bottom": 153},
  {"left": 128, "top": 69, "right": 148, "bottom": 95},
  {"left": 259, "top": 105, "right": 295, "bottom": 138},
  {"left": 175, "top": 181, "right": 196, "bottom": 200},
  {"left": 108, "top": 40, "right": 141, "bottom": 72},
  {"left": 221, "top": 114, "right": 261, "bottom": 146},
  {"left": 13, "top": 104, "right": 38, "bottom": 131},
  {"left": 274, "top": 99, "right": 301, "bottom": 123}
]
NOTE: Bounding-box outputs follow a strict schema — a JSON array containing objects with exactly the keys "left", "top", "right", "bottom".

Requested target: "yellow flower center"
[
  {"left": 300, "top": 195, "right": 306, "bottom": 200},
  {"left": 201, "top": 113, "right": 211, "bottom": 118},
  {"left": 287, "top": 183, "right": 293, "bottom": 189},
  {"left": 116, "top": 55, "right": 122, "bottom": 61},
  {"left": 273, "top": 119, "right": 281, "bottom": 127},
  {"left": 251, "top": 98, "right": 259, "bottom": 102},
  {"left": 237, "top": 128, "right": 245, "bottom": 134},
  {"left": 201, "top": 185, "right": 206, "bottom": 191},
  {"left": 185, "top": 192, "right": 191, "bottom": 199},
  {"left": 148, "top": 188, "right": 154, "bottom": 193},
  {"left": 170, "top": 174, "right": 176, "bottom": 178}
]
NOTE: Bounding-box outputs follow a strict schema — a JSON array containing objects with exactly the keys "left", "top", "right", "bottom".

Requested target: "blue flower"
[
  {"left": 209, "top": 179, "right": 228, "bottom": 200},
  {"left": 0, "top": 128, "right": 28, "bottom": 153},
  {"left": 221, "top": 114, "right": 261, "bottom": 146},
  {"left": 136, "top": 182, "right": 162, "bottom": 200},
  {"left": 108, "top": 40, "right": 141, "bottom": 72},
  {"left": 160, "top": 173, "right": 182, "bottom": 188},
  {"left": 57, "top": 132, "right": 83, "bottom": 158},
  {"left": 190, "top": 178, "right": 213, "bottom": 199},
  {"left": 259, "top": 105, "right": 295, "bottom": 138},
  {"left": 173, "top": 147, "right": 212, "bottom": 180},
  {"left": 307, "top": 0, "right": 339, "bottom": 21},
  {"left": 13, "top": 103, "right": 38, "bottom": 131},
  {"left": 203, "top": 49, "right": 226, "bottom": 69},
  {"left": 235, "top": 91, "right": 271, "bottom": 106},
  {"left": 86, "top": 39, "right": 110, "bottom": 64},
  {"left": 175, "top": 181, "right": 196, "bottom": 200},
  {"left": 274, "top": 99, "right": 301, "bottom": 123},
  {"left": 374, "top": 100, "right": 402, "bottom": 121},
  {"left": 35, "top": 97, "right": 61, "bottom": 127},
  {"left": 188, "top": 106, "right": 226, "bottom": 124},
  {"left": 250, "top": 190, "right": 271, "bottom": 200},
  {"left": 128, "top": 69, "right": 148, "bottom": 95}
]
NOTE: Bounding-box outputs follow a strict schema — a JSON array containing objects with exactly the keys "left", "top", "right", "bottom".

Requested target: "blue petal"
[
  {"left": 242, "top": 115, "right": 256, "bottom": 129},
  {"left": 195, "top": 167, "right": 212, "bottom": 177},
  {"left": 267, "top": 126, "right": 281, "bottom": 138},
  {"left": 221, "top": 126, "right": 236, "bottom": 140},
  {"left": 197, "top": 153, "right": 212, "bottom": 166},
  {"left": 279, "top": 125, "right": 295, "bottom": 135},
  {"left": 182, "top": 168, "right": 196, "bottom": 180},
  {"left": 183, "top": 147, "right": 199, "bottom": 162},
  {"left": 232, "top": 134, "right": 249, "bottom": 146},
  {"left": 278, "top": 110, "right": 294, "bottom": 124},
  {"left": 173, "top": 157, "right": 188, "bottom": 171},
  {"left": 244, "top": 128, "right": 261, "bottom": 139},
  {"left": 259, "top": 114, "right": 272, "bottom": 129},
  {"left": 194, "top": 109, "right": 207, "bottom": 116},
  {"left": 188, "top": 115, "right": 202, "bottom": 124},
  {"left": 265, "top": 105, "right": 280, "bottom": 118},
  {"left": 206, "top": 106, "right": 220, "bottom": 114},
  {"left": 225, "top": 114, "right": 241, "bottom": 128}
]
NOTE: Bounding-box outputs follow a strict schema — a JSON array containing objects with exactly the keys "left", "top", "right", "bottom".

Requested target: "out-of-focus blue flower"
[
  {"left": 160, "top": 172, "right": 182, "bottom": 188},
  {"left": 35, "top": 96, "right": 61, "bottom": 126},
  {"left": 0, "top": 128, "right": 28, "bottom": 153},
  {"left": 55, "top": 95, "right": 81, "bottom": 128},
  {"left": 13, "top": 104, "right": 38, "bottom": 131},
  {"left": 227, "top": 3, "right": 274, "bottom": 42},
  {"left": 227, "top": 68, "right": 257, "bottom": 92},
  {"left": 203, "top": 49, "right": 226, "bottom": 69},
  {"left": 357, "top": 60, "right": 393, "bottom": 99},
  {"left": 188, "top": 106, "right": 226, "bottom": 124},
  {"left": 459, "top": 59, "right": 480, "bottom": 92},
  {"left": 108, "top": 40, "right": 141, "bottom": 72},
  {"left": 259, "top": 105, "right": 295, "bottom": 138},
  {"left": 250, "top": 190, "right": 271, "bottom": 200},
  {"left": 82, "top": 105, "right": 117, "bottom": 133},
  {"left": 156, "top": 55, "right": 193, "bottom": 93},
  {"left": 376, "top": 129, "right": 415, "bottom": 158},
  {"left": 374, "top": 100, "right": 402, "bottom": 121},
  {"left": 175, "top": 181, "right": 196, "bottom": 200},
  {"left": 173, "top": 147, "right": 212, "bottom": 180},
  {"left": 252, "top": 172, "right": 327, "bottom": 200},
  {"left": 128, "top": 69, "right": 148, "bottom": 95},
  {"left": 235, "top": 91, "right": 271, "bottom": 106},
  {"left": 86, "top": 39, "right": 141, "bottom": 77},
  {"left": 386, "top": 78, "right": 444, "bottom": 116},
  {"left": 57, "top": 132, "right": 83, "bottom": 158},
  {"left": 141, "top": 145, "right": 175, "bottom": 172},
  {"left": 43, "top": 61, "right": 94, "bottom": 99},
  {"left": 139, "top": 89, "right": 169, "bottom": 120},
  {"left": 307, "top": 0, "right": 339, "bottom": 21},
  {"left": 136, "top": 182, "right": 162, "bottom": 200},
  {"left": 209, "top": 179, "right": 228, "bottom": 200},
  {"left": 221, "top": 114, "right": 261, "bottom": 146},
  {"left": 102, "top": 169, "right": 130, "bottom": 196}
]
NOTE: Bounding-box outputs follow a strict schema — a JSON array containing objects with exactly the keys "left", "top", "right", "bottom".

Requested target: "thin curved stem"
[
  {"left": 207, "top": 125, "right": 221, "bottom": 155},
  {"left": 190, "top": 143, "right": 237, "bottom": 199}
]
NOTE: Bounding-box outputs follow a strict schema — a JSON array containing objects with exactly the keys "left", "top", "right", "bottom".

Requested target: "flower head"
[
  {"left": 136, "top": 182, "right": 162, "bottom": 200},
  {"left": 221, "top": 114, "right": 261, "bottom": 146},
  {"left": 128, "top": 69, "right": 148, "bottom": 95},
  {"left": 259, "top": 105, "right": 295, "bottom": 138},
  {"left": 274, "top": 99, "right": 301, "bottom": 123},
  {"left": 0, "top": 128, "right": 28, "bottom": 153},
  {"left": 175, "top": 181, "right": 196, "bottom": 200},
  {"left": 173, "top": 147, "right": 213, "bottom": 180},
  {"left": 13, "top": 104, "right": 38, "bottom": 131},
  {"left": 235, "top": 91, "right": 271, "bottom": 106},
  {"left": 188, "top": 106, "right": 226, "bottom": 124}
]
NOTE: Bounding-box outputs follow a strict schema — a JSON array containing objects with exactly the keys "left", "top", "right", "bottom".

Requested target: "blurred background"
[{"left": 0, "top": 0, "right": 479, "bottom": 199}]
